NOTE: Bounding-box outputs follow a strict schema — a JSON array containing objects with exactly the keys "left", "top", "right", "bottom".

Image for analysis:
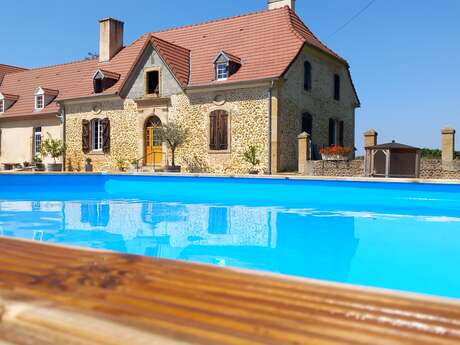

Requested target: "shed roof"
[{"left": 366, "top": 141, "right": 420, "bottom": 151}]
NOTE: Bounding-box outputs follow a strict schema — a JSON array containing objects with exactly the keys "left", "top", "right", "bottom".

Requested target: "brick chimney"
[
  {"left": 268, "top": 0, "right": 296, "bottom": 11},
  {"left": 99, "top": 18, "right": 124, "bottom": 63}
]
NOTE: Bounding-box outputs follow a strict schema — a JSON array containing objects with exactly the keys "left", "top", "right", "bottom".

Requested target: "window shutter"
[
  {"left": 102, "top": 118, "right": 110, "bottom": 153},
  {"left": 219, "top": 111, "right": 228, "bottom": 150},
  {"left": 209, "top": 112, "right": 217, "bottom": 150},
  {"left": 82, "top": 120, "right": 90, "bottom": 153},
  {"left": 328, "top": 118, "right": 335, "bottom": 146},
  {"left": 338, "top": 121, "right": 344, "bottom": 146}
]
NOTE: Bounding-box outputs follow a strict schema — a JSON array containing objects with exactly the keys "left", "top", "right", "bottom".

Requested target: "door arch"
[{"left": 144, "top": 116, "right": 163, "bottom": 165}]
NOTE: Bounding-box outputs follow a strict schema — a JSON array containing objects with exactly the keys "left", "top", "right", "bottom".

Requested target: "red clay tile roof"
[
  {"left": 0, "top": 6, "right": 352, "bottom": 118},
  {"left": 0, "top": 64, "right": 28, "bottom": 85},
  {"left": 153, "top": 6, "right": 347, "bottom": 86},
  {"left": 0, "top": 34, "right": 149, "bottom": 118},
  {"left": 151, "top": 36, "right": 190, "bottom": 87}
]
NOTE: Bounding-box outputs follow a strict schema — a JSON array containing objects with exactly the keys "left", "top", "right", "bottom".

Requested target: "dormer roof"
[
  {"left": 214, "top": 51, "right": 242, "bottom": 65},
  {"left": 93, "top": 69, "right": 121, "bottom": 81},
  {"left": 0, "top": 92, "right": 19, "bottom": 101}
]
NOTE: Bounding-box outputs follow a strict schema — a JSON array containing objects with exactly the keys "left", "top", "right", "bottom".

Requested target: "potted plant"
[
  {"left": 32, "top": 155, "right": 45, "bottom": 171},
  {"left": 158, "top": 122, "right": 189, "bottom": 173},
  {"left": 131, "top": 159, "right": 140, "bottom": 171},
  {"left": 116, "top": 158, "right": 128, "bottom": 172},
  {"left": 41, "top": 134, "right": 66, "bottom": 171},
  {"left": 320, "top": 145, "right": 353, "bottom": 161},
  {"left": 85, "top": 158, "right": 93, "bottom": 172},
  {"left": 243, "top": 145, "right": 261, "bottom": 174}
]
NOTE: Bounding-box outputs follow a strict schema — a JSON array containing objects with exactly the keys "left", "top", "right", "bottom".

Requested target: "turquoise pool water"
[{"left": 1, "top": 174, "right": 459, "bottom": 299}]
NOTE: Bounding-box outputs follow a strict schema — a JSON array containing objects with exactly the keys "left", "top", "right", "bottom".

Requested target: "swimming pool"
[{"left": 1, "top": 174, "right": 459, "bottom": 299}]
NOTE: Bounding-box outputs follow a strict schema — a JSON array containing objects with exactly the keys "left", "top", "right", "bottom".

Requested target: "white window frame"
[
  {"left": 33, "top": 127, "right": 42, "bottom": 156},
  {"left": 35, "top": 94, "right": 44, "bottom": 110},
  {"left": 216, "top": 62, "right": 229, "bottom": 81},
  {"left": 91, "top": 119, "right": 103, "bottom": 151},
  {"left": 0, "top": 100, "right": 4, "bottom": 113}
]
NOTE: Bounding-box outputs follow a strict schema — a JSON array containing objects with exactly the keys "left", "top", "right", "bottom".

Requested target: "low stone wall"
[
  {"left": 420, "top": 159, "right": 460, "bottom": 179},
  {"left": 310, "top": 160, "right": 365, "bottom": 177},
  {"left": 305, "top": 159, "right": 460, "bottom": 179}
]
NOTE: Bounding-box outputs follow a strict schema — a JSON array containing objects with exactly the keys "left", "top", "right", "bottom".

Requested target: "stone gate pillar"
[
  {"left": 364, "top": 129, "right": 378, "bottom": 176},
  {"left": 442, "top": 128, "right": 455, "bottom": 162},
  {"left": 364, "top": 129, "right": 378, "bottom": 148},
  {"left": 298, "top": 132, "right": 311, "bottom": 175}
]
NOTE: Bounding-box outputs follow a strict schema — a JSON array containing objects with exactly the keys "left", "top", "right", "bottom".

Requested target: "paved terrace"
[{"left": 1, "top": 237, "right": 460, "bottom": 345}]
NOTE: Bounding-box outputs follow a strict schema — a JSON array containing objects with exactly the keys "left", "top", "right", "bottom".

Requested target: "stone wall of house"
[
  {"left": 65, "top": 85, "right": 270, "bottom": 174},
  {"left": 170, "top": 86, "right": 270, "bottom": 174},
  {"left": 310, "top": 160, "right": 365, "bottom": 177},
  {"left": 65, "top": 98, "right": 141, "bottom": 172},
  {"left": 277, "top": 45, "right": 359, "bottom": 172}
]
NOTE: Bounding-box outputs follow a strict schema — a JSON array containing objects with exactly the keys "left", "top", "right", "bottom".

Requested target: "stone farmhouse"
[{"left": 0, "top": 0, "right": 359, "bottom": 173}]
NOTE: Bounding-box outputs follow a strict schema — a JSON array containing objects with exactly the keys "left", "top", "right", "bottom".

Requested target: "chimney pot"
[
  {"left": 268, "top": 0, "right": 296, "bottom": 11},
  {"left": 99, "top": 18, "right": 124, "bottom": 63}
]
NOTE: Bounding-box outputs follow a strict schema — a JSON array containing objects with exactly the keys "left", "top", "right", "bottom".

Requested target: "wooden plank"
[{"left": 0, "top": 237, "right": 460, "bottom": 345}]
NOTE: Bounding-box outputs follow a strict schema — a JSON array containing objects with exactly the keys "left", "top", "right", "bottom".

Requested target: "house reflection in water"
[{"left": 0, "top": 199, "right": 359, "bottom": 283}]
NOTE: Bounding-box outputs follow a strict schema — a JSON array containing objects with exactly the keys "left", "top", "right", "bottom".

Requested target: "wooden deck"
[{"left": 1, "top": 238, "right": 460, "bottom": 345}]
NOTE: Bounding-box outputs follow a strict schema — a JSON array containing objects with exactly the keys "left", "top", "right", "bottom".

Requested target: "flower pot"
[
  {"left": 34, "top": 163, "right": 46, "bottom": 172},
  {"left": 165, "top": 165, "right": 181, "bottom": 173},
  {"left": 47, "top": 163, "right": 63, "bottom": 172},
  {"left": 321, "top": 154, "right": 349, "bottom": 161}
]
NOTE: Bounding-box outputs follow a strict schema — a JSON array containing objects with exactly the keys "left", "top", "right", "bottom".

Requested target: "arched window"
[
  {"left": 334, "top": 74, "right": 341, "bottom": 100},
  {"left": 209, "top": 110, "right": 229, "bottom": 150},
  {"left": 301, "top": 113, "right": 313, "bottom": 137},
  {"left": 304, "top": 61, "right": 312, "bottom": 91}
]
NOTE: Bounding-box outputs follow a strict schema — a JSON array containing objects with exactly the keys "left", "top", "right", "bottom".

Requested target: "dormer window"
[
  {"left": 214, "top": 51, "right": 241, "bottom": 81},
  {"left": 34, "top": 87, "right": 58, "bottom": 111},
  {"left": 216, "top": 63, "right": 229, "bottom": 80},
  {"left": 0, "top": 93, "right": 19, "bottom": 113},
  {"left": 35, "top": 94, "right": 44, "bottom": 110},
  {"left": 93, "top": 69, "right": 120, "bottom": 94}
]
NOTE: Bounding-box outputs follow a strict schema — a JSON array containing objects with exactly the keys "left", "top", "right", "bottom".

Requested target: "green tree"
[
  {"left": 41, "top": 134, "right": 66, "bottom": 164},
  {"left": 158, "top": 123, "right": 189, "bottom": 167}
]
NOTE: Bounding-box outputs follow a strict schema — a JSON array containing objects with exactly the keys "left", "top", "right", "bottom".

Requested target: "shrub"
[
  {"left": 243, "top": 145, "right": 261, "bottom": 168},
  {"left": 320, "top": 145, "right": 353, "bottom": 156}
]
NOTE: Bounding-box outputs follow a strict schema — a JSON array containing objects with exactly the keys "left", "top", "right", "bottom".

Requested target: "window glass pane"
[
  {"left": 0, "top": 101, "right": 4, "bottom": 112},
  {"left": 216, "top": 63, "right": 228, "bottom": 80},
  {"left": 92, "top": 119, "right": 102, "bottom": 150},
  {"left": 34, "top": 127, "right": 42, "bottom": 155},
  {"left": 36, "top": 95, "right": 44, "bottom": 109}
]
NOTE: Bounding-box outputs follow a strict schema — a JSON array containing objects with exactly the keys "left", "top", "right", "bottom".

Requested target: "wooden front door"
[{"left": 145, "top": 126, "right": 162, "bottom": 165}]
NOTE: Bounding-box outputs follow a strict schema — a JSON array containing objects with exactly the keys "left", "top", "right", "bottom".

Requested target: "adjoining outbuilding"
[{"left": 365, "top": 141, "right": 421, "bottom": 178}]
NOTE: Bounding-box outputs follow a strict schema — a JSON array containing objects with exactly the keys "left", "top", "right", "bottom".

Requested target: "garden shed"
[{"left": 365, "top": 141, "right": 421, "bottom": 178}]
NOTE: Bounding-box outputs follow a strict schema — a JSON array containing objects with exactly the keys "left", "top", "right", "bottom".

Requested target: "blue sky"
[{"left": 1, "top": 0, "right": 459, "bottom": 151}]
